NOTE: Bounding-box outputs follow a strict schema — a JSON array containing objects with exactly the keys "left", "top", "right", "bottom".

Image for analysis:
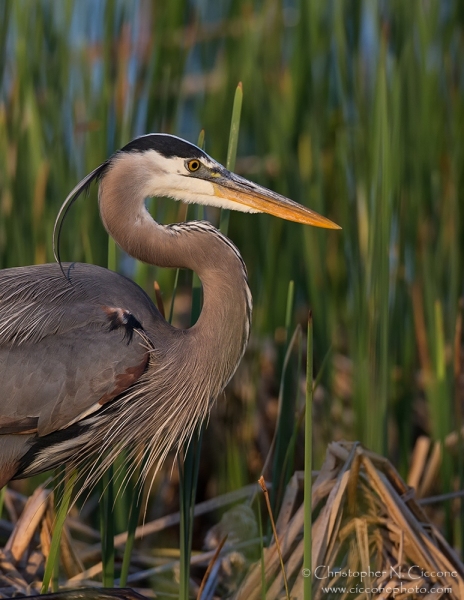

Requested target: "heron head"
[{"left": 115, "top": 134, "right": 341, "bottom": 230}]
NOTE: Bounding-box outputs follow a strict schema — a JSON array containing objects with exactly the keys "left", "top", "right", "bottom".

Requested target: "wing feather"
[{"left": 0, "top": 262, "right": 161, "bottom": 437}]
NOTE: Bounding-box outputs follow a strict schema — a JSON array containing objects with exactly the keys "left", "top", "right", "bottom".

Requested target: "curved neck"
[{"left": 98, "top": 156, "right": 252, "bottom": 389}]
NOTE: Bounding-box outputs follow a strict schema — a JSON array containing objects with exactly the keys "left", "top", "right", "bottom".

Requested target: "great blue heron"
[{"left": 0, "top": 134, "right": 339, "bottom": 490}]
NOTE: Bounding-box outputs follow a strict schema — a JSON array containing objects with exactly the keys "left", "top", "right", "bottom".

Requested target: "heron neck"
[{"left": 98, "top": 182, "right": 251, "bottom": 389}]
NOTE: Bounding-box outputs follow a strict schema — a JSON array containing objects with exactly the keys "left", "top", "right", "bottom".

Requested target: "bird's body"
[{"left": 0, "top": 134, "right": 338, "bottom": 489}]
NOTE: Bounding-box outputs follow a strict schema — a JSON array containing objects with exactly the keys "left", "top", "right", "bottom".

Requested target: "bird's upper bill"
[{"left": 212, "top": 171, "right": 341, "bottom": 229}]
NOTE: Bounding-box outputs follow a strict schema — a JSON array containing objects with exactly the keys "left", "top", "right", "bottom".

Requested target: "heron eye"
[{"left": 187, "top": 159, "right": 201, "bottom": 172}]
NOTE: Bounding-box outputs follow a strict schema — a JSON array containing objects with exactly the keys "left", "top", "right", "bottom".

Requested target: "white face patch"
[{"left": 140, "top": 152, "right": 261, "bottom": 214}]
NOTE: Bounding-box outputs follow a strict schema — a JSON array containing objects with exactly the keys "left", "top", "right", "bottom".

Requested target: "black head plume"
[{"left": 53, "top": 160, "right": 109, "bottom": 280}]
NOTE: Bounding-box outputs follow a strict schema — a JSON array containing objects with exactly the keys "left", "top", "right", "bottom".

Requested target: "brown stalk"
[
  {"left": 196, "top": 534, "right": 228, "bottom": 600},
  {"left": 258, "top": 475, "right": 290, "bottom": 600}
]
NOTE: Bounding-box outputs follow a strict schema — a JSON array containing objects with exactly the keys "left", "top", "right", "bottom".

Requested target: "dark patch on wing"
[
  {"left": 14, "top": 420, "right": 91, "bottom": 479},
  {"left": 96, "top": 305, "right": 149, "bottom": 404},
  {"left": 0, "top": 416, "right": 39, "bottom": 435},
  {"left": 102, "top": 306, "right": 144, "bottom": 344},
  {"left": 98, "top": 359, "right": 148, "bottom": 406}
]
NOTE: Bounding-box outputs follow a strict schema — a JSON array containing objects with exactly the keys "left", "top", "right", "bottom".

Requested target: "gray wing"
[{"left": 0, "top": 262, "right": 162, "bottom": 437}]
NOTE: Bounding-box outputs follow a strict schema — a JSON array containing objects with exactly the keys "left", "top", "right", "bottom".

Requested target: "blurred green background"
[{"left": 1, "top": 0, "right": 464, "bottom": 563}]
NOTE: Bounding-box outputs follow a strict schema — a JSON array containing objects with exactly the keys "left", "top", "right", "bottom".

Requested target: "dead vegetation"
[
  {"left": 237, "top": 441, "right": 464, "bottom": 599},
  {"left": 1, "top": 440, "right": 464, "bottom": 599}
]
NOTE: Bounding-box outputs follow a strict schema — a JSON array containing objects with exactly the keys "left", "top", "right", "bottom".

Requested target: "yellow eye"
[{"left": 187, "top": 159, "right": 201, "bottom": 172}]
